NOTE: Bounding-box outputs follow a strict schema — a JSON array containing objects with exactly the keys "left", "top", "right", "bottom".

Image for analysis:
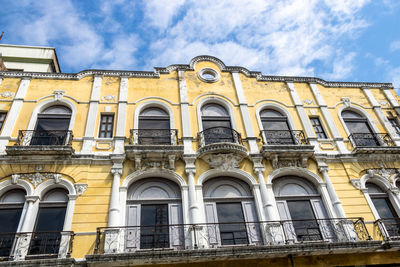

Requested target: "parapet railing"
[
  {"left": 0, "top": 231, "right": 74, "bottom": 261},
  {"left": 348, "top": 133, "right": 395, "bottom": 148},
  {"left": 15, "top": 130, "right": 73, "bottom": 146},
  {"left": 260, "top": 130, "right": 309, "bottom": 145},
  {"left": 94, "top": 217, "right": 370, "bottom": 254},
  {"left": 129, "top": 129, "right": 178, "bottom": 145},
  {"left": 197, "top": 127, "right": 242, "bottom": 147},
  {"left": 374, "top": 218, "right": 400, "bottom": 241}
]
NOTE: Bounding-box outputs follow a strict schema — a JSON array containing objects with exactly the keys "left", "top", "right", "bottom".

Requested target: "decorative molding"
[
  {"left": 350, "top": 179, "right": 361, "bottom": 190},
  {"left": 341, "top": 97, "right": 351, "bottom": 107},
  {"left": 0, "top": 91, "right": 15, "bottom": 99},
  {"left": 271, "top": 155, "right": 308, "bottom": 170},
  {"left": 0, "top": 55, "right": 394, "bottom": 89},
  {"left": 101, "top": 94, "right": 117, "bottom": 102},
  {"left": 200, "top": 153, "right": 244, "bottom": 170},
  {"left": 309, "top": 109, "right": 317, "bottom": 115},
  {"left": 379, "top": 100, "right": 389, "bottom": 107},
  {"left": 16, "top": 172, "right": 63, "bottom": 187},
  {"left": 11, "top": 174, "right": 19, "bottom": 184},
  {"left": 303, "top": 99, "right": 314, "bottom": 105},
  {"left": 53, "top": 90, "right": 65, "bottom": 101},
  {"left": 74, "top": 183, "right": 88, "bottom": 195}
]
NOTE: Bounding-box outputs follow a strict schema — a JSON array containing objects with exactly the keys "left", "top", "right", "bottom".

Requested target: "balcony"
[
  {"left": 88, "top": 218, "right": 380, "bottom": 266},
  {"left": 5, "top": 130, "right": 74, "bottom": 156},
  {"left": 125, "top": 129, "right": 183, "bottom": 170},
  {"left": 196, "top": 127, "right": 248, "bottom": 169},
  {"left": 0, "top": 231, "right": 74, "bottom": 261},
  {"left": 348, "top": 133, "right": 400, "bottom": 155},
  {"left": 374, "top": 218, "right": 400, "bottom": 242},
  {"left": 260, "top": 130, "right": 314, "bottom": 169}
]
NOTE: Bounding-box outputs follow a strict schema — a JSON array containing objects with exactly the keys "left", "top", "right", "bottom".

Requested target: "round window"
[{"left": 198, "top": 68, "right": 220, "bottom": 83}]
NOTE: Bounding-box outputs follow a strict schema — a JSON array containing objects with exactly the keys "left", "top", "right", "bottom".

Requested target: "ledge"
[
  {"left": 352, "top": 146, "right": 400, "bottom": 154},
  {"left": 262, "top": 144, "right": 315, "bottom": 157},
  {"left": 0, "top": 258, "right": 79, "bottom": 267},
  {"left": 5, "top": 145, "right": 74, "bottom": 156},
  {"left": 86, "top": 241, "right": 382, "bottom": 266},
  {"left": 197, "top": 142, "right": 248, "bottom": 158}
]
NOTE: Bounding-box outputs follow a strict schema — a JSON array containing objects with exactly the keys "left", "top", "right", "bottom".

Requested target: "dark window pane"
[
  {"left": 99, "top": 114, "right": 114, "bottom": 138},
  {"left": 0, "top": 112, "right": 7, "bottom": 131},
  {"left": 262, "top": 120, "right": 290, "bottom": 131},
  {"left": 140, "top": 204, "right": 169, "bottom": 249},
  {"left": 287, "top": 200, "right": 322, "bottom": 241},
  {"left": 0, "top": 208, "right": 22, "bottom": 257},
  {"left": 29, "top": 207, "right": 66, "bottom": 255},
  {"left": 310, "top": 117, "right": 327, "bottom": 139},
  {"left": 31, "top": 118, "right": 70, "bottom": 145},
  {"left": 216, "top": 203, "right": 248, "bottom": 245},
  {"left": 372, "top": 198, "right": 397, "bottom": 219},
  {"left": 139, "top": 119, "right": 169, "bottom": 130},
  {"left": 389, "top": 118, "right": 400, "bottom": 134}
]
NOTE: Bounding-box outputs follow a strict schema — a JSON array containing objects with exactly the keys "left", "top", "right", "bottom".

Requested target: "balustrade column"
[
  {"left": 319, "top": 166, "right": 346, "bottom": 218},
  {"left": 108, "top": 167, "right": 122, "bottom": 227}
]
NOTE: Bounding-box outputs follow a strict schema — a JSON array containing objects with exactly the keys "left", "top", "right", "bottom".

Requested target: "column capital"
[
  {"left": 318, "top": 166, "right": 329, "bottom": 174},
  {"left": 25, "top": 195, "right": 39, "bottom": 203},
  {"left": 111, "top": 168, "right": 123, "bottom": 176}
]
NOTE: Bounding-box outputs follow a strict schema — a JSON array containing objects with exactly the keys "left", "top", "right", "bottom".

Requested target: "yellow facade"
[{"left": 0, "top": 55, "right": 400, "bottom": 266}]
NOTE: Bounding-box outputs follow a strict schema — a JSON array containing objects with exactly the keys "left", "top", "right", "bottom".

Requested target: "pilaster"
[
  {"left": 178, "top": 70, "right": 195, "bottom": 154},
  {"left": 114, "top": 76, "right": 129, "bottom": 154}
]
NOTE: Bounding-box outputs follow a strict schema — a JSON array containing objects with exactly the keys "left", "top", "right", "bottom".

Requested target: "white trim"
[
  {"left": 196, "top": 97, "right": 237, "bottom": 132},
  {"left": 26, "top": 98, "right": 77, "bottom": 131},
  {"left": 133, "top": 100, "right": 175, "bottom": 130},
  {"left": 338, "top": 104, "right": 380, "bottom": 137},
  {"left": 197, "top": 169, "right": 257, "bottom": 186},
  {"left": 192, "top": 93, "right": 237, "bottom": 107},
  {"left": 178, "top": 70, "right": 194, "bottom": 154},
  {"left": 0, "top": 178, "right": 34, "bottom": 196},
  {"left": 266, "top": 167, "right": 324, "bottom": 185}
]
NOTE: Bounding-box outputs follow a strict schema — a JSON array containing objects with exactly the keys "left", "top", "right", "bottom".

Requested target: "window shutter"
[
  {"left": 204, "top": 202, "right": 220, "bottom": 247},
  {"left": 241, "top": 201, "right": 262, "bottom": 245},
  {"left": 310, "top": 199, "right": 336, "bottom": 241},
  {"left": 169, "top": 203, "right": 183, "bottom": 248},
  {"left": 276, "top": 200, "right": 296, "bottom": 243},
  {"left": 126, "top": 205, "right": 140, "bottom": 251}
]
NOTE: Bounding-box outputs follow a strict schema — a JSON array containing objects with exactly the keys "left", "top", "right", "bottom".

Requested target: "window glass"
[
  {"left": 201, "top": 103, "right": 233, "bottom": 144},
  {"left": 310, "top": 117, "right": 327, "bottom": 139},
  {"left": 0, "top": 112, "right": 7, "bottom": 131},
  {"left": 287, "top": 200, "right": 322, "bottom": 241},
  {"left": 342, "top": 110, "right": 362, "bottom": 118},
  {"left": 371, "top": 198, "right": 397, "bottom": 219},
  {"left": 388, "top": 118, "right": 400, "bottom": 134},
  {"left": 99, "top": 114, "right": 114, "bottom": 138},
  {"left": 140, "top": 204, "right": 169, "bottom": 249},
  {"left": 41, "top": 105, "right": 71, "bottom": 115},
  {"left": 216, "top": 203, "right": 248, "bottom": 245},
  {"left": 260, "top": 109, "right": 283, "bottom": 117},
  {"left": 201, "top": 104, "right": 229, "bottom": 117},
  {"left": 0, "top": 209, "right": 23, "bottom": 232}
]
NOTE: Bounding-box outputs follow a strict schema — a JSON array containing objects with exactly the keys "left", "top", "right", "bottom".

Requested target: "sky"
[{"left": 1, "top": 0, "right": 400, "bottom": 89}]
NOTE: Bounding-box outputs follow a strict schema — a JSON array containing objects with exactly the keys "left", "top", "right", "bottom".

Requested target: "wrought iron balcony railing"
[
  {"left": 94, "top": 218, "right": 370, "bottom": 254},
  {"left": 374, "top": 218, "right": 400, "bottom": 241},
  {"left": 348, "top": 133, "right": 395, "bottom": 147},
  {"left": 15, "top": 130, "right": 73, "bottom": 146},
  {"left": 129, "top": 129, "right": 178, "bottom": 145},
  {"left": 197, "top": 127, "right": 242, "bottom": 147},
  {"left": 0, "top": 231, "right": 74, "bottom": 260},
  {"left": 261, "top": 130, "right": 309, "bottom": 145}
]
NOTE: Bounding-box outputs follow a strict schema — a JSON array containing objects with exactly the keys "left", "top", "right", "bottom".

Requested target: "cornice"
[{"left": 0, "top": 55, "right": 394, "bottom": 89}]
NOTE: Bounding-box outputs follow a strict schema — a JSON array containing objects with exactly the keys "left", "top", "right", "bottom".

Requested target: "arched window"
[
  {"left": 0, "top": 189, "right": 26, "bottom": 257},
  {"left": 260, "top": 109, "right": 295, "bottom": 144},
  {"left": 126, "top": 178, "right": 183, "bottom": 251},
  {"left": 273, "top": 177, "right": 332, "bottom": 242},
  {"left": 31, "top": 105, "right": 72, "bottom": 145},
  {"left": 200, "top": 103, "right": 235, "bottom": 144},
  {"left": 29, "top": 188, "right": 68, "bottom": 255},
  {"left": 137, "top": 107, "right": 171, "bottom": 144},
  {"left": 203, "top": 177, "right": 261, "bottom": 246},
  {"left": 342, "top": 110, "right": 379, "bottom": 146},
  {"left": 366, "top": 183, "right": 400, "bottom": 237}
]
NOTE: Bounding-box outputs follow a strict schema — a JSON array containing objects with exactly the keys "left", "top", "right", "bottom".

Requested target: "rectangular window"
[
  {"left": 388, "top": 117, "right": 400, "bottom": 135},
  {"left": 0, "top": 112, "right": 7, "bottom": 131},
  {"left": 99, "top": 114, "right": 114, "bottom": 138},
  {"left": 310, "top": 117, "right": 327, "bottom": 139}
]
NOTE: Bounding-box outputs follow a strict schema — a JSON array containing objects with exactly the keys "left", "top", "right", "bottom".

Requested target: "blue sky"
[{"left": 1, "top": 0, "right": 400, "bottom": 89}]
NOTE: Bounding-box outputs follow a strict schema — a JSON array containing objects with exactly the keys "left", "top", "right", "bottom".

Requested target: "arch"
[
  {"left": 273, "top": 177, "right": 319, "bottom": 196},
  {"left": 34, "top": 177, "right": 76, "bottom": 198},
  {"left": 359, "top": 173, "right": 391, "bottom": 192},
  {"left": 266, "top": 167, "right": 324, "bottom": 186},
  {"left": 42, "top": 188, "right": 69, "bottom": 202},
  {"left": 203, "top": 177, "right": 252, "bottom": 198},
  {"left": 122, "top": 169, "right": 187, "bottom": 189},
  {"left": 256, "top": 103, "right": 296, "bottom": 132},
  {"left": 197, "top": 169, "right": 257, "bottom": 187},
  {"left": 134, "top": 100, "right": 174, "bottom": 130},
  {"left": 128, "top": 178, "right": 181, "bottom": 200},
  {"left": 189, "top": 55, "right": 226, "bottom": 70},
  {"left": 27, "top": 98, "right": 77, "bottom": 131},
  {"left": 0, "top": 189, "right": 26, "bottom": 203},
  {"left": 196, "top": 97, "right": 237, "bottom": 132},
  {"left": 0, "top": 179, "right": 33, "bottom": 197},
  {"left": 337, "top": 105, "right": 380, "bottom": 137}
]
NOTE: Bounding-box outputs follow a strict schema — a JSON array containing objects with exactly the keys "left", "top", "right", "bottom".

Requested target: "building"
[{"left": 0, "top": 46, "right": 400, "bottom": 266}]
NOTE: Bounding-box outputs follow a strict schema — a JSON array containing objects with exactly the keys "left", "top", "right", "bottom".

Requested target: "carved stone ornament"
[
  {"left": 101, "top": 94, "right": 117, "bottom": 102},
  {"left": 0, "top": 91, "right": 15, "bottom": 98},
  {"left": 341, "top": 97, "right": 351, "bottom": 107},
  {"left": 303, "top": 99, "right": 314, "bottom": 105},
  {"left": 350, "top": 179, "right": 361, "bottom": 190},
  {"left": 16, "top": 172, "right": 63, "bottom": 187},
  {"left": 201, "top": 153, "right": 244, "bottom": 170},
  {"left": 54, "top": 90, "right": 65, "bottom": 101},
  {"left": 271, "top": 155, "right": 308, "bottom": 170},
  {"left": 74, "top": 183, "right": 88, "bottom": 195}
]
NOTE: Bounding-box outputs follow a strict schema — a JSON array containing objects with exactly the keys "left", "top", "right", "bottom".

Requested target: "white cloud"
[
  {"left": 146, "top": 0, "right": 369, "bottom": 79},
  {"left": 389, "top": 66, "right": 400, "bottom": 90},
  {"left": 144, "top": 0, "right": 185, "bottom": 31},
  {"left": 390, "top": 41, "right": 400, "bottom": 52}
]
